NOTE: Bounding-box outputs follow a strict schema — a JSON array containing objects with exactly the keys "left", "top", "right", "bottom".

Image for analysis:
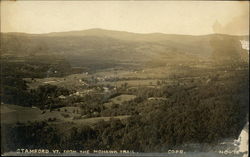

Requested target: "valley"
[{"left": 1, "top": 29, "right": 249, "bottom": 154}]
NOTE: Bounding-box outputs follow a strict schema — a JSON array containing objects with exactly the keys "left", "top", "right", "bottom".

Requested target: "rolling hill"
[{"left": 1, "top": 29, "right": 249, "bottom": 66}]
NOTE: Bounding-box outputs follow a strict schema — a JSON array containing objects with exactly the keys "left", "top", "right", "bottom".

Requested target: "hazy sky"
[{"left": 1, "top": 1, "right": 249, "bottom": 35}]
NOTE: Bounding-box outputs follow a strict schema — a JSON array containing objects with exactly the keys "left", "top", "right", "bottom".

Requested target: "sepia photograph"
[{"left": 0, "top": 0, "right": 249, "bottom": 156}]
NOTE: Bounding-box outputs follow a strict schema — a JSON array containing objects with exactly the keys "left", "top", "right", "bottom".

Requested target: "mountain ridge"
[
  {"left": 1, "top": 28, "right": 249, "bottom": 65},
  {"left": 2, "top": 28, "right": 249, "bottom": 38}
]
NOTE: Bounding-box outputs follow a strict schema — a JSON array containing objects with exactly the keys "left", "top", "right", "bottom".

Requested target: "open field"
[
  {"left": 1, "top": 104, "right": 130, "bottom": 125},
  {"left": 110, "top": 94, "right": 136, "bottom": 104}
]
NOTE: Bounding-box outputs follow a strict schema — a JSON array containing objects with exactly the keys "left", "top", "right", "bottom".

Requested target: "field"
[{"left": 1, "top": 104, "right": 129, "bottom": 126}]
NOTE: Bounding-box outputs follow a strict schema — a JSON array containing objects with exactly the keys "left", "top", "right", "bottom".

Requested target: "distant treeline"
[{"left": 0, "top": 57, "right": 73, "bottom": 107}]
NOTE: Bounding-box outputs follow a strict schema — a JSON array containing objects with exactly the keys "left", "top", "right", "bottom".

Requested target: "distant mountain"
[{"left": 1, "top": 29, "right": 249, "bottom": 66}]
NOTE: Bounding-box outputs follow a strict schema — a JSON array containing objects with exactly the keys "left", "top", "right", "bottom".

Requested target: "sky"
[{"left": 1, "top": 1, "right": 249, "bottom": 35}]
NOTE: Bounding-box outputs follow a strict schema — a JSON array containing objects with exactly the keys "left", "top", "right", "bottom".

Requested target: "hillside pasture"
[{"left": 1, "top": 104, "right": 130, "bottom": 127}]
